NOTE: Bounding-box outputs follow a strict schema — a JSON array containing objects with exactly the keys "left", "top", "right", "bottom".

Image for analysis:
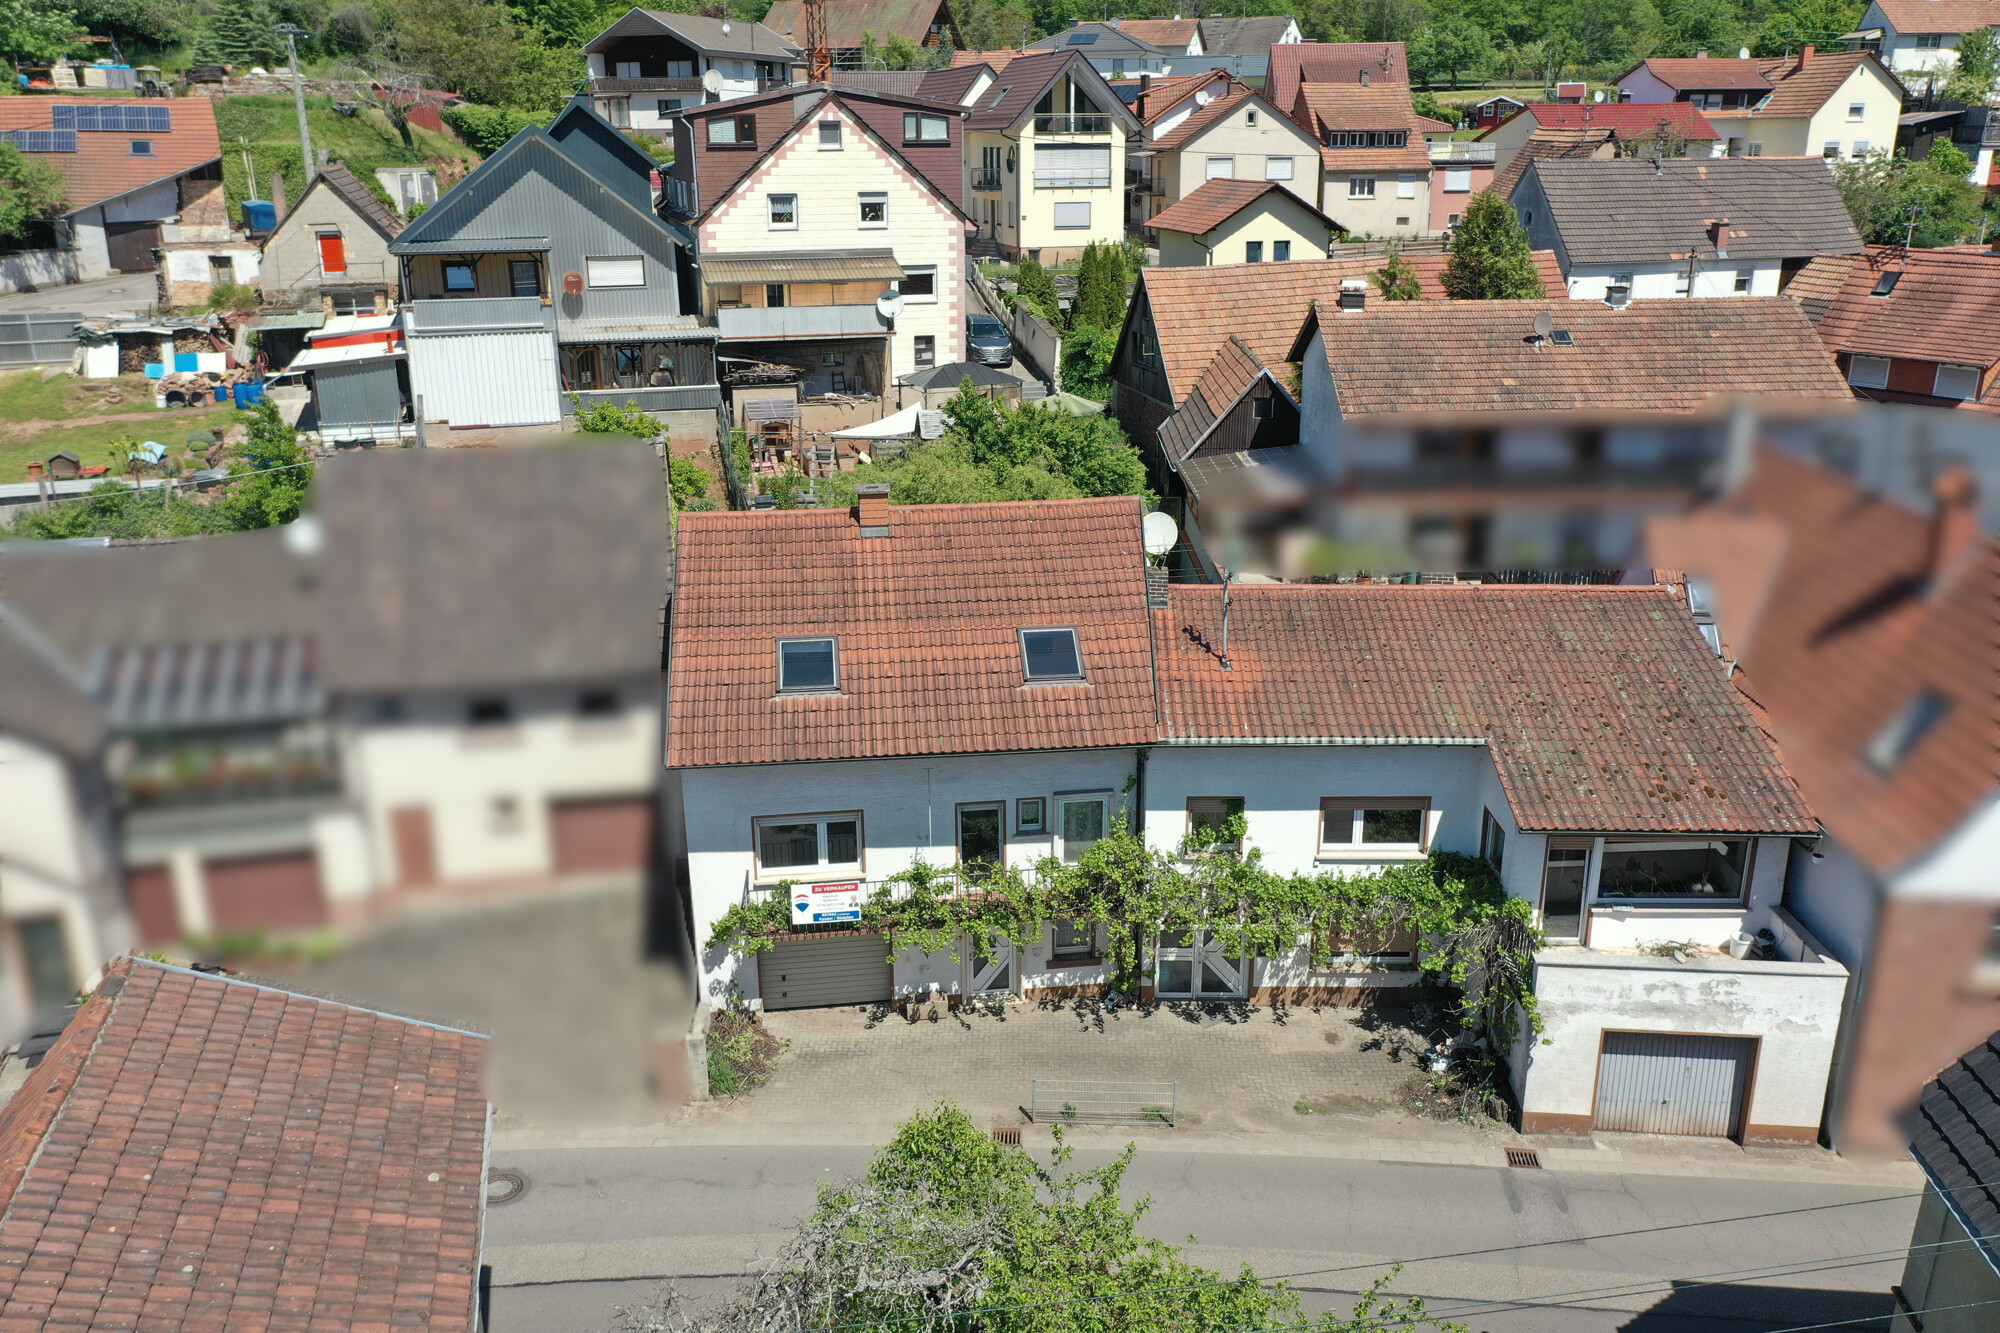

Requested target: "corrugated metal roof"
[
  {"left": 253, "top": 311, "right": 329, "bottom": 332},
  {"left": 392, "top": 236, "right": 551, "bottom": 254},
  {"left": 559, "top": 318, "right": 720, "bottom": 341},
  {"left": 701, "top": 250, "right": 904, "bottom": 284}
]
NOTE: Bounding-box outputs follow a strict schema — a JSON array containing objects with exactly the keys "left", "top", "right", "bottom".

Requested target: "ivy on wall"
[{"left": 703, "top": 815, "right": 1545, "bottom": 1050}]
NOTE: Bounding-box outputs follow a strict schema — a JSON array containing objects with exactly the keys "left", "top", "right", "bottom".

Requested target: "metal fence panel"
[
  {"left": 0, "top": 313, "right": 83, "bottom": 368},
  {"left": 1029, "top": 1079, "right": 1177, "bottom": 1126}
]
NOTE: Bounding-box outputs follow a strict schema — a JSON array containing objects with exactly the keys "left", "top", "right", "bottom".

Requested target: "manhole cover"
[
  {"left": 487, "top": 1170, "right": 527, "bottom": 1204},
  {"left": 1506, "top": 1148, "right": 1542, "bottom": 1169}
]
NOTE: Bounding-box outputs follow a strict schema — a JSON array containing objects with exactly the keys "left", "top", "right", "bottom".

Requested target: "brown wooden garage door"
[
  {"left": 550, "top": 797, "right": 653, "bottom": 875},
  {"left": 125, "top": 865, "right": 181, "bottom": 945},
  {"left": 104, "top": 222, "right": 161, "bottom": 273},
  {"left": 203, "top": 853, "right": 328, "bottom": 933}
]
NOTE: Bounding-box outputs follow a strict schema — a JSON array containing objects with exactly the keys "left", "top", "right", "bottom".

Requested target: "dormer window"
[
  {"left": 1019, "top": 627, "right": 1084, "bottom": 683},
  {"left": 777, "top": 636, "right": 839, "bottom": 693}
]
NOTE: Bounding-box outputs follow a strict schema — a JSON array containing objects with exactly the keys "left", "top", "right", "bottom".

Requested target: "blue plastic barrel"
[
  {"left": 232, "top": 381, "right": 266, "bottom": 409},
  {"left": 242, "top": 200, "right": 278, "bottom": 233}
]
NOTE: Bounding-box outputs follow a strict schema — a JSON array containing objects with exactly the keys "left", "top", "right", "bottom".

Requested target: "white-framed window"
[
  {"left": 1934, "top": 363, "right": 1981, "bottom": 400},
  {"left": 1851, "top": 140, "right": 1871, "bottom": 158},
  {"left": 657, "top": 98, "right": 684, "bottom": 117},
  {"left": 1205, "top": 156, "right": 1235, "bottom": 179},
  {"left": 1444, "top": 166, "right": 1471, "bottom": 192},
  {"left": 1034, "top": 145, "right": 1112, "bottom": 188},
  {"left": 1052, "top": 200, "right": 1092, "bottom": 229},
  {"left": 1245, "top": 240, "right": 1263, "bottom": 262},
  {"left": 768, "top": 193, "right": 798, "bottom": 228},
  {"left": 819, "top": 119, "right": 842, "bottom": 148},
  {"left": 1734, "top": 268, "right": 1752, "bottom": 292},
  {"left": 1746, "top": 141, "right": 1763, "bottom": 156},
  {"left": 1848, "top": 101, "right": 1866, "bottom": 121},
  {"left": 898, "top": 265, "right": 937, "bottom": 302},
  {"left": 1917, "top": 33, "right": 1944, "bottom": 49},
  {"left": 666, "top": 59, "right": 695, "bottom": 76},
  {"left": 1019, "top": 626, "right": 1084, "bottom": 682},
  {"left": 1246, "top": 109, "right": 1259, "bottom": 126},
  {"left": 754, "top": 812, "right": 862, "bottom": 879},
  {"left": 707, "top": 115, "right": 754, "bottom": 146},
  {"left": 1823, "top": 141, "right": 1841, "bottom": 158},
  {"left": 1016, "top": 797, "right": 1046, "bottom": 834},
  {"left": 903, "top": 112, "right": 950, "bottom": 142},
  {"left": 1448, "top": 212, "right": 1462, "bottom": 225},
  {"left": 1319, "top": 798, "right": 1429, "bottom": 854},
  {"left": 1272, "top": 240, "right": 1290, "bottom": 261},
  {"left": 1050, "top": 918, "right": 1098, "bottom": 962},
  {"left": 1397, "top": 173, "right": 1417, "bottom": 198},
  {"left": 1348, "top": 176, "right": 1376, "bottom": 198},
  {"left": 914, "top": 335, "right": 935, "bottom": 367},
  {"left": 1265, "top": 156, "right": 1293, "bottom": 180},
  {"left": 1847, "top": 355, "right": 1890, "bottom": 389},
  {"left": 1056, "top": 793, "right": 1111, "bottom": 864},
  {"left": 776, "top": 635, "right": 839, "bottom": 692},
  {"left": 859, "top": 191, "right": 888, "bottom": 227},
  {"left": 1186, "top": 797, "right": 1245, "bottom": 852},
  {"left": 1596, "top": 838, "right": 1750, "bottom": 904},
  {"left": 585, "top": 256, "right": 644, "bottom": 288}
]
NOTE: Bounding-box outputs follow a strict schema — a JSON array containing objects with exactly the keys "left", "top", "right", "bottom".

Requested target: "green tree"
[
  {"left": 1945, "top": 25, "right": 2000, "bottom": 104},
  {"left": 1014, "top": 255, "right": 1060, "bottom": 324},
  {"left": 395, "top": 0, "right": 520, "bottom": 103},
  {"left": 611, "top": 1103, "right": 1469, "bottom": 1333},
  {"left": 1070, "top": 240, "right": 1128, "bottom": 331},
  {"left": 216, "top": 399, "right": 315, "bottom": 529},
  {"left": 1060, "top": 322, "right": 1117, "bottom": 399},
  {"left": 1749, "top": 0, "right": 1863, "bottom": 57},
  {"left": 1441, "top": 190, "right": 1547, "bottom": 299},
  {"left": 442, "top": 103, "right": 542, "bottom": 154},
  {"left": 195, "top": 0, "right": 282, "bottom": 67},
  {"left": 1833, "top": 143, "right": 1984, "bottom": 247},
  {"left": 1371, "top": 246, "right": 1423, "bottom": 300},
  {"left": 1408, "top": 17, "right": 1493, "bottom": 89},
  {"left": 955, "top": 0, "right": 1032, "bottom": 52},
  {"left": 71, "top": 0, "right": 180, "bottom": 49},
  {"left": 508, "top": 24, "right": 589, "bottom": 114},
  {"left": 0, "top": 0, "right": 83, "bottom": 62},
  {"left": 0, "top": 140, "right": 68, "bottom": 245}
]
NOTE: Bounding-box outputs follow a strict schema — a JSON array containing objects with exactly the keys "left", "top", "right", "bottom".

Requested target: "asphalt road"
[
  {"left": 0, "top": 272, "right": 157, "bottom": 316},
  {"left": 481, "top": 1145, "right": 1919, "bottom": 1333}
]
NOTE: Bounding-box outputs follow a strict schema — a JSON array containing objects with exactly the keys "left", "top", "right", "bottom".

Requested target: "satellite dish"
[
  {"left": 702, "top": 68, "right": 726, "bottom": 95},
  {"left": 1142, "top": 510, "right": 1178, "bottom": 557},
  {"left": 1533, "top": 310, "right": 1555, "bottom": 338},
  {"left": 876, "top": 289, "right": 906, "bottom": 320},
  {"left": 563, "top": 270, "right": 584, "bottom": 296}
]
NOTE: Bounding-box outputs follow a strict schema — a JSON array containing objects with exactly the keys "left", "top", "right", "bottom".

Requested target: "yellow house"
[
  {"left": 1616, "top": 49, "right": 1906, "bottom": 163},
  {"left": 1142, "top": 88, "right": 1325, "bottom": 225},
  {"left": 1148, "top": 179, "right": 1336, "bottom": 267},
  {"left": 963, "top": 49, "right": 1141, "bottom": 263}
]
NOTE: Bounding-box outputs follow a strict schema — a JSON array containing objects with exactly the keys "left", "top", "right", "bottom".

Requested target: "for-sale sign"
[{"left": 790, "top": 880, "right": 863, "bottom": 925}]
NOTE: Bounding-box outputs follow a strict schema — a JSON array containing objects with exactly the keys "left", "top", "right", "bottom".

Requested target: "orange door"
[{"left": 317, "top": 231, "right": 347, "bottom": 275}]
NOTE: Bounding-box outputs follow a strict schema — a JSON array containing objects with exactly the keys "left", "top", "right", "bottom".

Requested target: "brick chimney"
[
  {"left": 1359, "top": 68, "right": 1371, "bottom": 87},
  {"left": 855, "top": 482, "right": 892, "bottom": 536},
  {"left": 1799, "top": 44, "right": 1814, "bottom": 67},
  {"left": 1926, "top": 464, "right": 1979, "bottom": 596},
  {"left": 1137, "top": 72, "right": 1151, "bottom": 121}
]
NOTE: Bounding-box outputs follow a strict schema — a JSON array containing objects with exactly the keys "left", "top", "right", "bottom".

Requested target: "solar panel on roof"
[
  {"left": 1, "top": 129, "right": 78, "bottom": 153},
  {"left": 1067, "top": 32, "right": 1097, "bottom": 43},
  {"left": 51, "top": 104, "right": 171, "bottom": 132}
]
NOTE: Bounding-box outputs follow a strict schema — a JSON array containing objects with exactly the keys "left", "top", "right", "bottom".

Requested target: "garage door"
[
  {"left": 203, "top": 853, "right": 328, "bottom": 933},
  {"left": 759, "top": 933, "right": 893, "bottom": 1011},
  {"left": 551, "top": 796, "right": 653, "bottom": 874},
  {"left": 405, "top": 328, "right": 561, "bottom": 426},
  {"left": 105, "top": 222, "right": 161, "bottom": 273},
  {"left": 1594, "top": 1032, "right": 1756, "bottom": 1138},
  {"left": 125, "top": 865, "right": 181, "bottom": 945}
]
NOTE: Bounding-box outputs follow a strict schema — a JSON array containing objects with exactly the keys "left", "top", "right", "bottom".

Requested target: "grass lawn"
[
  {"left": 215, "top": 96, "right": 479, "bottom": 225},
  {"left": 0, "top": 369, "right": 244, "bottom": 482}
]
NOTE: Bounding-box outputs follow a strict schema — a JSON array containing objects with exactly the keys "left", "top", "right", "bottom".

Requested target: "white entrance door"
[
  {"left": 965, "top": 932, "right": 1016, "bottom": 996},
  {"left": 1154, "top": 929, "right": 1246, "bottom": 999}
]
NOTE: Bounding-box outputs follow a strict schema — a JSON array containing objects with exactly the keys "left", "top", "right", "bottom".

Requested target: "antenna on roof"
[{"left": 1218, "top": 573, "right": 1233, "bottom": 670}]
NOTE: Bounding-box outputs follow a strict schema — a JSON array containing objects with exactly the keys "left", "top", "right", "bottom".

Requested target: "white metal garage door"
[
  {"left": 759, "top": 933, "right": 893, "bottom": 1011},
  {"left": 406, "top": 329, "right": 560, "bottom": 426},
  {"left": 1594, "top": 1032, "right": 1756, "bottom": 1138}
]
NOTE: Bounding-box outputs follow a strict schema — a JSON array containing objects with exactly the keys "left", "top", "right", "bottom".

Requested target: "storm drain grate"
[
  {"left": 991, "top": 1126, "right": 1022, "bottom": 1146},
  {"left": 1506, "top": 1148, "right": 1542, "bottom": 1169}
]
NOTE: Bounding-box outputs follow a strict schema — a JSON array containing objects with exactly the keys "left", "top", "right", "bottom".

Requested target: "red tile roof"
[
  {"left": 1153, "top": 582, "right": 1815, "bottom": 833},
  {"left": 0, "top": 98, "right": 220, "bottom": 213},
  {"left": 1147, "top": 88, "right": 1271, "bottom": 152},
  {"left": 1624, "top": 57, "right": 1776, "bottom": 92},
  {"left": 1125, "top": 73, "right": 1241, "bottom": 128},
  {"left": 763, "top": 0, "right": 949, "bottom": 49},
  {"left": 1873, "top": 0, "right": 1999, "bottom": 31},
  {"left": 1132, "top": 252, "right": 1568, "bottom": 402},
  {"left": 1643, "top": 450, "right": 1997, "bottom": 873},
  {"left": 666, "top": 498, "right": 1159, "bottom": 767},
  {"left": 1113, "top": 17, "right": 1201, "bottom": 49},
  {"left": 1300, "top": 298, "right": 1852, "bottom": 416},
  {"left": 1490, "top": 126, "right": 1619, "bottom": 200},
  {"left": 0, "top": 958, "right": 489, "bottom": 1331},
  {"left": 1814, "top": 244, "right": 2000, "bottom": 378},
  {"left": 1292, "top": 82, "right": 1433, "bottom": 172},
  {"left": 1146, "top": 178, "right": 1334, "bottom": 236},
  {"left": 1510, "top": 100, "right": 1719, "bottom": 140},
  {"left": 1267, "top": 42, "right": 1407, "bottom": 123},
  {"left": 951, "top": 47, "right": 1025, "bottom": 72}
]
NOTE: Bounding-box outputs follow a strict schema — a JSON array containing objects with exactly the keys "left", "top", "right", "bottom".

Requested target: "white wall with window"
[
  {"left": 698, "top": 100, "right": 969, "bottom": 378},
  {"left": 680, "top": 746, "right": 1144, "bottom": 1003},
  {"left": 1321, "top": 168, "right": 1432, "bottom": 239},
  {"left": 1562, "top": 259, "right": 1782, "bottom": 301}
]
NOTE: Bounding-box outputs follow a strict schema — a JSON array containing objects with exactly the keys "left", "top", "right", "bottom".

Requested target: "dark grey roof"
[
  {"left": 586, "top": 7, "right": 801, "bottom": 60},
  {"left": 1909, "top": 1032, "right": 2000, "bottom": 1277},
  {"left": 917, "top": 65, "right": 990, "bottom": 105},
  {"left": 1528, "top": 157, "right": 1864, "bottom": 267},
  {"left": 1026, "top": 23, "right": 1173, "bottom": 57},
  {"left": 831, "top": 71, "right": 930, "bottom": 98},
  {"left": 313, "top": 445, "right": 670, "bottom": 693},
  {"left": 967, "top": 50, "right": 1140, "bottom": 133},
  {"left": 0, "top": 606, "right": 101, "bottom": 759},
  {"left": 314, "top": 162, "right": 403, "bottom": 240},
  {"left": 1196, "top": 16, "right": 1297, "bottom": 54},
  {"left": 896, "top": 360, "right": 1019, "bottom": 389}
]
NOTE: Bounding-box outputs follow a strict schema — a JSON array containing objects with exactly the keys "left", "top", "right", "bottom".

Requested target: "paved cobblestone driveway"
[{"left": 706, "top": 997, "right": 1452, "bottom": 1136}]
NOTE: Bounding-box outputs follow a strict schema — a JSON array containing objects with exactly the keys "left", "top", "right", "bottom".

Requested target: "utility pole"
[{"left": 277, "top": 24, "right": 316, "bottom": 186}]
